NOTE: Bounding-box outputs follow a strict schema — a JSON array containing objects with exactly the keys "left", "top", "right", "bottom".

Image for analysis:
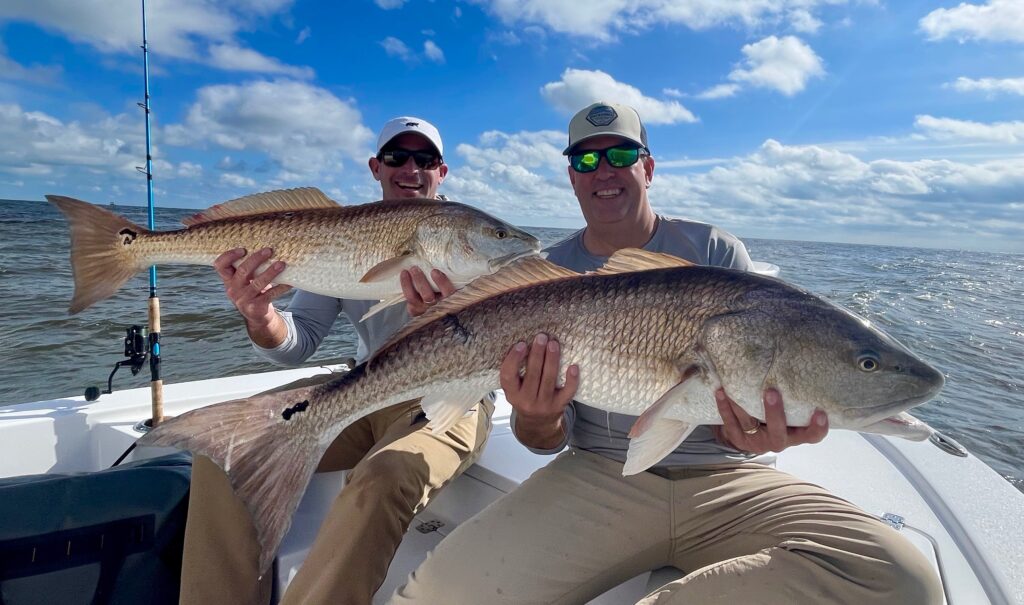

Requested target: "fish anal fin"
[
  {"left": 591, "top": 248, "right": 695, "bottom": 276},
  {"left": 138, "top": 385, "right": 328, "bottom": 572},
  {"left": 182, "top": 187, "right": 340, "bottom": 227},
  {"left": 370, "top": 255, "right": 575, "bottom": 363}
]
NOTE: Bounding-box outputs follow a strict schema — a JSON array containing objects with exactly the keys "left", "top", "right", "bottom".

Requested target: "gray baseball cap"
[{"left": 563, "top": 102, "right": 649, "bottom": 155}]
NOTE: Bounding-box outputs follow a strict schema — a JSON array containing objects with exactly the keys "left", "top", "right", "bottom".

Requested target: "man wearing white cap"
[
  {"left": 391, "top": 103, "right": 941, "bottom": 604},
  {"left": 179, "top": 117, "right": 494, "bottom": 605}
]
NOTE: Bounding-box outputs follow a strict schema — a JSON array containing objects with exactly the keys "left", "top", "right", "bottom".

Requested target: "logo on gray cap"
[{"left": 586, "top": 105, "right": 618, "bottom": 127}]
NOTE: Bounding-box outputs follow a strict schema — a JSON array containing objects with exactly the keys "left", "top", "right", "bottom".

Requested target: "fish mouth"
[
  {"left": 842, "top": 392, "right": 938, "bottom": 424},
  {"left": 488, "top": 248, "right": 541, "bottom": 270}
]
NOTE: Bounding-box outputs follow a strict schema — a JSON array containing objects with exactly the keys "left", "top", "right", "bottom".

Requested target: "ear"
[
  {"left": 438, "top": 162, "right": 449, "bottom": 183},
  {"left": 643, "top": 155, "right": 655, "bottom": 187},
  {"left": 567, "top": 163, "right": 577, "bottom": 187},
  {"left": 368, "top": 156, "right": 382, "bottom": 182}
]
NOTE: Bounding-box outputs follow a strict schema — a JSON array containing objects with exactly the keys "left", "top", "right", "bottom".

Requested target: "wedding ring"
[{"left": 742, "top": 422, "right": 760, "bottom": 435}]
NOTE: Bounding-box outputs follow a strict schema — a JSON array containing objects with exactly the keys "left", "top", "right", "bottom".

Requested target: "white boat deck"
[{"left": 2, "top": 365, "right": 1022, "bottom": 604}]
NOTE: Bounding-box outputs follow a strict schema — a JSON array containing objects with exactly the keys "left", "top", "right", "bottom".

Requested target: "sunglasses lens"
[
  {"left": 571, "top": 151, "right": 600, "bottom": 173},
  {"left": 382, "top": 150, "right": 409, "bottom": 167},
  {"left": 607, "top": 147, "right": 639, "bottom": 168},
  {"left": 412, "top": 151, "right": 441, "bottom": 169}
]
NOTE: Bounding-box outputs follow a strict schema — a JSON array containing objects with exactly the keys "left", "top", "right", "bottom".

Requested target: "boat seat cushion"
[{"left": 0, "top": 452, "right": 192, "bottom": 605}]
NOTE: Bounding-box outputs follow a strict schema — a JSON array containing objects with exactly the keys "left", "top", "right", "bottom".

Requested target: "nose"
[{"left": 594, "top": 157, "right": 617, "bottom": 179}]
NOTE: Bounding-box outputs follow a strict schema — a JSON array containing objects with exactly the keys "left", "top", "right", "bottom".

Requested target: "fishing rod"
[
  {"left": 85, "top": 0, "right": 163, "bottom": 431},
  {"left": 139, "top": 0, "right": 164, "bottom": 428}
]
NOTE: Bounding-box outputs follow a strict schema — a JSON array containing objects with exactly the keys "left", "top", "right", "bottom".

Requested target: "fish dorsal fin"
[
  {"left": 370, "top": 255, "right": 578, "bottom": 363},
  {"left": 591, "top": 248, "right": 696, "bottom": 275},
  {"left": 182, "top": 187, "right": 340, "bottom": 227}
]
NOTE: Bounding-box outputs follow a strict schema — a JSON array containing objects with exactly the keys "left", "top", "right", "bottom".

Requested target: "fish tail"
[
  {"left": 139, "top": 385, "right": 329, "bottom": 573},
  {"left": 46, "top": 195, "right": 150, "bottom": 314}
]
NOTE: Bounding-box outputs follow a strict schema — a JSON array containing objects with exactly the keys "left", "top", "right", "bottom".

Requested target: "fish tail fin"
[
  {"left": 139, "top": 386, "right": 328, "bottom": 572},
  {"left": 46, "top": 195, "right": 149, "bottom": 314}
]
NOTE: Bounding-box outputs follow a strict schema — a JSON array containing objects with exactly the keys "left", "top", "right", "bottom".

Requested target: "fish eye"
[
  {"left": 857, "top": 353, "right": 880, "bottom": 372},
  {"left": 495, "top": 228, "right": 507, "bottom": 239}
]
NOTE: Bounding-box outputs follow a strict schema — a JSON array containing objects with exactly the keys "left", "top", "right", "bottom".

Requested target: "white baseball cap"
[{"left": 376, "top": 116, "right": 444, "bottom": 156}]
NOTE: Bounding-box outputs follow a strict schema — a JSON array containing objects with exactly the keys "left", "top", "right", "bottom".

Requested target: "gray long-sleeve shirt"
[
  {"left": 511, "top": 215, "right": 773, "bottom": 468},
  {"left": 253, "top": 293, "right": 410, "bottom": 366}
]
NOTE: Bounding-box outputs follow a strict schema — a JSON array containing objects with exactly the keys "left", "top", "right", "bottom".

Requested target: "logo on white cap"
[{"left": 586, "top": 105, "right": 618, "bottom": 127}]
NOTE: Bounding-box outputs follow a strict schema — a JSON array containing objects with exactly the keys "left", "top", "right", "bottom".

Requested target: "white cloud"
[
  {"left": 162, "top": 80, "right": 374, "bottom": 179},
  {"left": 727, "top": 35, "right": 825, "bottom": 96},
  {"left": 788, "top": 9, "right": 822, "bottom": 33},
  {"left": 0, "top": 103, "right": 144, "bottom": 177},
  {"left": 0, "top": 0, "right": 303, "bottom": 76},
  {"left": 424, "top": 40, "right": 445, "bottom": 63},
  {"left": 468, "top": 0, "right": 851, "bottom": 40},
  {"left": 177, "top": 161, "right": 203, "bottom": 178},
  {"left": 947, "top": 76, "right": 1024, "bottom": 96},
  {"left": 207, "top": 44, "right": 313, "bottom": 79},
  {"left": 915, "top": 115, "right": 1024, "bottom": 144},
  {"left": 220, "top": 173, "right": 257, "bottom": 188},
  {"left": 920, "top": 0, "right": 1024, "bottom": 43},
  {"left": 696, "top": 83, "right": 740, "bottom": 99},
  {"left": 375, "top": 0, "right": 407, "bottom": 8},
  {"left": 381, "top": 36, "right": 413, "bottom": 61},
  {"left": 663, "top": 88, "right": 683, "bottom": 98},
  {"left": 295, "top": 26, "right": 311, "bottom": 44},
  {"left": 447, "top": 130, "right": 576, "bottom": 218},
  {"left": 540, "top": 69, "right": 697, "bottom": 124}
]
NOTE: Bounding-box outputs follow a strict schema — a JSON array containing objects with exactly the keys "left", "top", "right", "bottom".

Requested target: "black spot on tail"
[
  {"left": 281, "top": 400, "right": 310, "bottom": 421},
  {"left": 118, "top": 228, "right": 138, "bottom": 246}
]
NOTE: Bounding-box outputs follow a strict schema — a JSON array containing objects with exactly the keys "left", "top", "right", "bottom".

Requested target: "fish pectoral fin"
[
  {"left": 623, "top": 420, "right": 695, "bottom": 476},
  {"left": 359, "top": 253, "right": 421, "bottom": 284},
  {"left": 859, "top": 413, "right": 968, "bottom": 457},
  {"left": 628, "top": 368, "right": 702, "bottom": 439},
  {"left": 360, "top": 294, "right": 407, "bottom": 322},
  {"left": 420, "top": 389, "right": 487, "bottom": 435}
]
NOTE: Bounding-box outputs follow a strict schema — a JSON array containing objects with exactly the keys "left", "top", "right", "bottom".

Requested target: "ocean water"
[{"left": 0, "top": 198, "right": 1021, "bottom": 492}]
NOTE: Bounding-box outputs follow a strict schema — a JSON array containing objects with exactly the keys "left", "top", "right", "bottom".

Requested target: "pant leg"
[
  {"left": 179, "top": 371, "right": 372, "bottom": 605},
  {"left": 636, "top": 464, "right": 943, "bottom": 605},
  {"left": 389, "top": 448, "right": 675, "bottom": 605},
  {"left": 280, "top": 396, "right": 494, "bottom": 605}
]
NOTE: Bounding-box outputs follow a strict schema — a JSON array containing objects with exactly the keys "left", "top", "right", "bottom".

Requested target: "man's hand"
[
  {"left": 500, "top": 333, "right": 580, "bottom": 450},
  {"left": 713, "top": 388, "right": 829, "bottom": 454},
  {"left": 400, "top": 266, "right": 457, "bottom": 317},
  {"left": 213, "top": 247, "right": 292, "bottom": 348}
]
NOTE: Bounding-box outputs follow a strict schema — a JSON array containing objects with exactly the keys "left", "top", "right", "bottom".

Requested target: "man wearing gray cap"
[
  {"left": 180, "top": 117, "right": 494, "bottom": 605},
  {"left": 391, "top": 103, "right": 941, "bottom": 604}
]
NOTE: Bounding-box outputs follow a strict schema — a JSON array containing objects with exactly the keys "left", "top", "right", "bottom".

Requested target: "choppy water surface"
[{"left": 1, "top": 199, "right": 1020, "bottom": 492}]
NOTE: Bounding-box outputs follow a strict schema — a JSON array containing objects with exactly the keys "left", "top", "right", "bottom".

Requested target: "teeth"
[{"left": 596, "top": 188, "right": 621, "bottom": 198}]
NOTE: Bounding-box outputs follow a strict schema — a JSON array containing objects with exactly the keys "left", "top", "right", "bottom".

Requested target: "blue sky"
[{"left": 1, "top": 0, "right": 1022, "bottom": 252}]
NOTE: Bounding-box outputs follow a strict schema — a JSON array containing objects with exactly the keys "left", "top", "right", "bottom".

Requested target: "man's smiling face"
[
  {"left": 567, "top": 134, "right": 654, "bottom": 227},
  {"left": 369, "top": 132, "right": 448, "bottom": 199}
]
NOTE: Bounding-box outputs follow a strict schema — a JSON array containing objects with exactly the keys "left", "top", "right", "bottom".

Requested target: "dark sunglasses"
[
  {"left": 378, "top": 148, "right": 443, "bottom": 170},
  {"left": 569, "top": 145, "right": 648, "bottom": 173}
]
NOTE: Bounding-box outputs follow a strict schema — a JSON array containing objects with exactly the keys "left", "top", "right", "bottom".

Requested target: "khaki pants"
[
  {"left": 390, "top": 448, "right": 942, "bottom": 605},
  {"left": 179, "top": 373, "right": 494, "bottom": 605}
]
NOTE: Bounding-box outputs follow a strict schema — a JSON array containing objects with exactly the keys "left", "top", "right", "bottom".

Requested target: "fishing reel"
[{"left": 84, "top": 325, "right": 149, "bottom": 401}]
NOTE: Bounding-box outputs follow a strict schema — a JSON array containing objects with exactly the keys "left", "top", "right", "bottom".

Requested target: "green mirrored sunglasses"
[{"left": 569, "top": 145, "right": 647, "bottom": 173}]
